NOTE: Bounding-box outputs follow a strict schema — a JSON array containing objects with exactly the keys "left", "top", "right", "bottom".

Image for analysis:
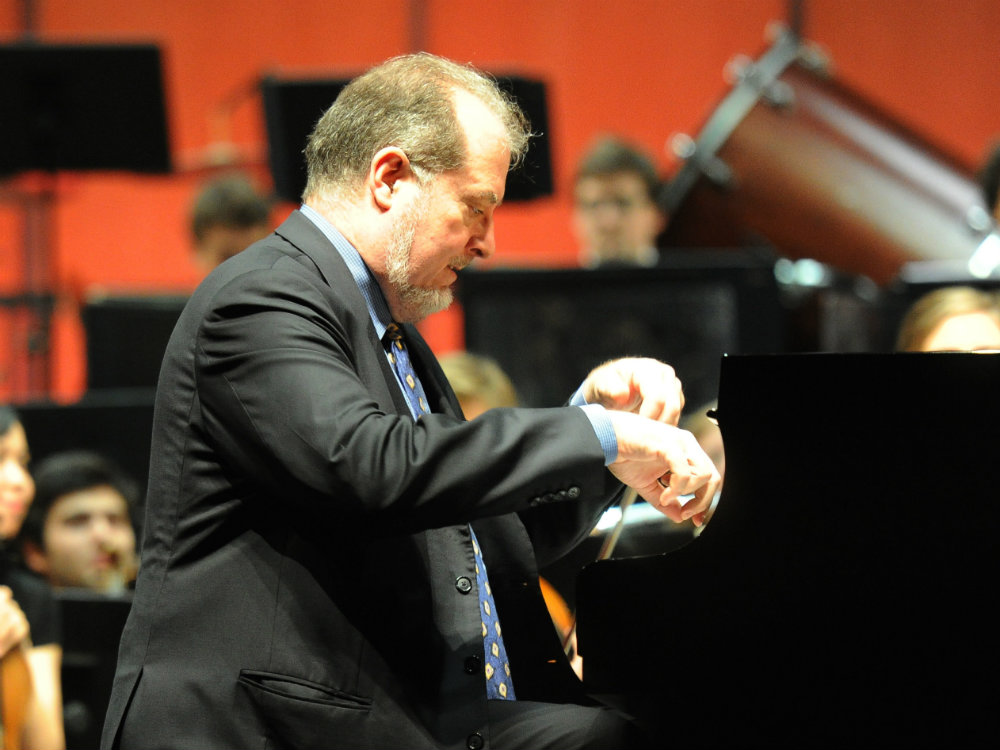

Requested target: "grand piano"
[{"left": 576, "top": 353, "right": 1000, "bottom": 747}]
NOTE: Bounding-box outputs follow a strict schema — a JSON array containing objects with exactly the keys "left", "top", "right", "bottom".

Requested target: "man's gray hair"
[{"left": 303, "top": 53, "right": 530, "bottom": 200}]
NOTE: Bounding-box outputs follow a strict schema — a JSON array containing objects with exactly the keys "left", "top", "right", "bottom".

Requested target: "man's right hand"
[{"left": 605, "top": 411, "right": 721, "bottom": 527}]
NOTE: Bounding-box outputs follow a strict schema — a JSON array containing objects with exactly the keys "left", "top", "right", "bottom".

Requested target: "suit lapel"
[
  {"left": 274, "top": 210, "right": 412, "bottom": 418},
  {"left": 403, "top": 323, "right": 463, "bottom": 419}
]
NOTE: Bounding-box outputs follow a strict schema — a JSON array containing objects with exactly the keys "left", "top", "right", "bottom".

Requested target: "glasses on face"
[{"left": 576, "top": 195, "right": 651, "bottom": 215}]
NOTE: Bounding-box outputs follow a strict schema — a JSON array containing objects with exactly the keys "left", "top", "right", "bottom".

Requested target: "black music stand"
[
  {"left": 458, "top": 253, "right": 784, "bottom": 410},
  {"left": 15, "top": 390, "right": 155, "bottom": 505},
  {"left": 57, "top": 590, "right": 133, "bottom": 750},
  {"left": 1, "top": 42, "right": 171, "bottom": 396},
  {"left": 261, "top": 73, "right": 553, "bottom": 204},
  {"left": 0, "top": 42, "right": 171, "bottom": 175},
  {"left": 82, "top": 293, "right": 189, "bottom": 391}
]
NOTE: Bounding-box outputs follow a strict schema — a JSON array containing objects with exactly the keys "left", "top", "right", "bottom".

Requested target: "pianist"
[{"left": 101, "top": 52, "right": 721, "bottom": 750}]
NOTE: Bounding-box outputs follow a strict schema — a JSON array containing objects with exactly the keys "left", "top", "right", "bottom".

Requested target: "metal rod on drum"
[{"left": 787, "top": 0, "right": 805, "bottom": 40}]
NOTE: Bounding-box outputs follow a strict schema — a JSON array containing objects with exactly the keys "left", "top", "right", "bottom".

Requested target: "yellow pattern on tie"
[{"left": 381, "top": 323, "right": 515, "bottom": 699}]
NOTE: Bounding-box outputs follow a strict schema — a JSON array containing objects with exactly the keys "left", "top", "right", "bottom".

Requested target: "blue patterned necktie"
[
  {"left": 382, "top": 324, "right": 515, "bottom": 700},
  {"left": 384, "top": 323, "right": 431, "bottom": 418},
  {"left": 469, "top": 526, "right": 516, "bottom": 700}
]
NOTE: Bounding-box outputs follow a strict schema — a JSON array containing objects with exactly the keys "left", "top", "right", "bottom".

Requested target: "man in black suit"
[{"left": 101, "top": 53, "right": 720, "bottom": 750}]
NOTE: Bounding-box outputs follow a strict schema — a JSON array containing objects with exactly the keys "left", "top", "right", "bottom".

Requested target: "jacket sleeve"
[{"left": 193, "top": 261, "right": 611, "bottom": 535}]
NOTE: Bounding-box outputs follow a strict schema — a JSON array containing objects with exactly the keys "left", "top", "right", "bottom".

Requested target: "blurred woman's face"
[
  {"left": 0, "top": 422, "right": 34, "bottom": 539},
  {"left": 920, "top": 312, "right": 1000, "bottom": 352}
]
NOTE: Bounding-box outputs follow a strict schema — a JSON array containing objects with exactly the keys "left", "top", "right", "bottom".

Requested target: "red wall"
[{"left": 2, "top": 0, "right": 999, "bottom": 401}]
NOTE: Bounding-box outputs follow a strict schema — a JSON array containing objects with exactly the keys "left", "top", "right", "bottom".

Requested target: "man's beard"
[{"left": 384, "top": 196, "right": 456, "bottom": 323}]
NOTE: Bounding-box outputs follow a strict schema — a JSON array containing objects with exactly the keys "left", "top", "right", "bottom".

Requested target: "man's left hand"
[{"left": 581, "top": 358, "right": 685, "bottom": 426}]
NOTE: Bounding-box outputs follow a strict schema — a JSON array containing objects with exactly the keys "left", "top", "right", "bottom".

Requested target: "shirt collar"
[{"left": 299, "top": 203, "right": 394, "bottom": 340}]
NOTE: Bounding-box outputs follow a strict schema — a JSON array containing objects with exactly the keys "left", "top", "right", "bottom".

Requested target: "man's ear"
[
  {"left": 22, "top": 540, "right": 49, "bottom": 577},
  {"left": 369, "top": 147, "right": 415, "bottom": 211}
]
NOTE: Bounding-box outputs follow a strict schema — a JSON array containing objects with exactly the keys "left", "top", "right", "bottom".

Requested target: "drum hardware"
[
  {"left": 660, "top": 26, "right": 993, "bottom": 285},
  {"left": 699, "top": 156, "right": 736, "bottom": 190},
  {"left": 723, "top": 54, "right": 755, "bottom": 86},
  {"left": 967, "top": 231, "right": 1000, "bottom": 279},
  {"left": 662, "top": 30, "right": 801, "bottom": 216},
  {"left": 725, "top": 55, "right": 797, "bottom": 110},
  {"left": 669, "top": 132, "right": 696, "bottom": 160},
  {"left": 669, "top": 135, "right": 735, "bottom": 190},
  {"left": 764, "top": 19, "right": 833, "bottom": 76},
  {"left": 960, "top": 208, "right": 999, "bottom": 278},
  {"left": 796, "top": 41, "right": 832, "bottom": 76},
  {"left": 761, "top": 79, "right": 795, "bottom": 109},
  {"left": 965, "top": 204, "right": 994, "bottom": 234}
]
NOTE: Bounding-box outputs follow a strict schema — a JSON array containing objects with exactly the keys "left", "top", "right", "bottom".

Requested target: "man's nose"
[
  {"left": 91, "top": 517, "right": 116, "bottom": 541},
  {"left": 469, "top": 219, "right": 496, "bottom": 260}
]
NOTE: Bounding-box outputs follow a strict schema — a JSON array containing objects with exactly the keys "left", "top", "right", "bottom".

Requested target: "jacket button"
[
  {"left": 567, "top": 486, "right": 581, "bottom": 499},
  {"left": 455, "top": 576, "right": 473, "bottom": 594},
  {"left": 467, "top": 733, "right": 484, "bottom": 750},
  {"left": 464, "top": 655, "right": 482, "bottom": 674}
]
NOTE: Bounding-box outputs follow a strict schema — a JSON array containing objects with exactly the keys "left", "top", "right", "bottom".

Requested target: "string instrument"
[{"left": 0, "top": 646, "right": 32, "bottom": 750}]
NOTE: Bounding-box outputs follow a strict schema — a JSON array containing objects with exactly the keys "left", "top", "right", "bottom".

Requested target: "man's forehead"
[{"left": 51, "top": 485, "right": 129, "bottom": 513}]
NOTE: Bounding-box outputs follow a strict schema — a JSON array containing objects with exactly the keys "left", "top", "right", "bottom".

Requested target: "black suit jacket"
[{"left": 101, "top": 210, "right": 622, "bottom": 749}]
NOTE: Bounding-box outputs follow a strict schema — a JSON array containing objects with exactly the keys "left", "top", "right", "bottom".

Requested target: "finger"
[
  {"left": 680, "top": 469, "right": 722, "bottom": 525},
  {"left": 636, "top": 375, "right": 683, "bottom": 425},
  {"left": 636, "top": 387, "right": 667, "bottom": 422},
  {"left": 632, "top": 479, "right": 676, "bottom": 512},
  {"left": 585, "top": 367, "right": 632, "bottom": 410},
  {"left": 657, "top": 461, "right": 717, "bottom": 518},
  {"left": 645, "top": 467, "right": 714, "bottom": 524},
  {"left": 689, "top": 482, "right": 721, "bottom": 528},
  {"left": 651, "top": 474, "right": 697, "bottom": 518},
  {"left": 652, "top": 492, "right": 690, "bottom": 523},
  {"left": 655, "top": 457, "right": 707, "bottom": 499},
  {"left": 601, "top": 372, "right": 639, "bottom": 411}
]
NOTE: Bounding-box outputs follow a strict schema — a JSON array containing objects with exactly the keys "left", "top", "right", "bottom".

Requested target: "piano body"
[{"left": 576, "top": 353, "right": 1000, "bottom": 747}]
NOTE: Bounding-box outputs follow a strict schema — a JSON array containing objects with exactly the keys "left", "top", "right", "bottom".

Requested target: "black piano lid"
[{"left": 576, "top": 352, "right": 1000, "bottom": 748}]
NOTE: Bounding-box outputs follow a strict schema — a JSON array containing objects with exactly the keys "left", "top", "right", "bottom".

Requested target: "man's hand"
[
  {"left": 582, "top": 358, "right": 684, "bottom": 426},
  {"left": 0, "top": 586, "right": 30, "bottom": 657},
  {"left": 606, "top": 411, "right": 721, "bottom": 527}
]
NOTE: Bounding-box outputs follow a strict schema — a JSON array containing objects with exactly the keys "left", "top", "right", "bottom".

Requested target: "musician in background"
[
  {"left": 896, "top": 286, "right": 1000, "bottom": 352},
  {"left": 189, "top": 173, "right": 273, "bottom": 274},
  {"left": 19, "top": 451, "right": 139, "bottom": 595},
  {"left": 437, "top": 351, "right": 520, "bottom": 419},
  {"left": 572, "top": 136, "right": 666, "bottom": 268},
  {"left": 0, "top": 405, "right": 65, "bottom": 750}
]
